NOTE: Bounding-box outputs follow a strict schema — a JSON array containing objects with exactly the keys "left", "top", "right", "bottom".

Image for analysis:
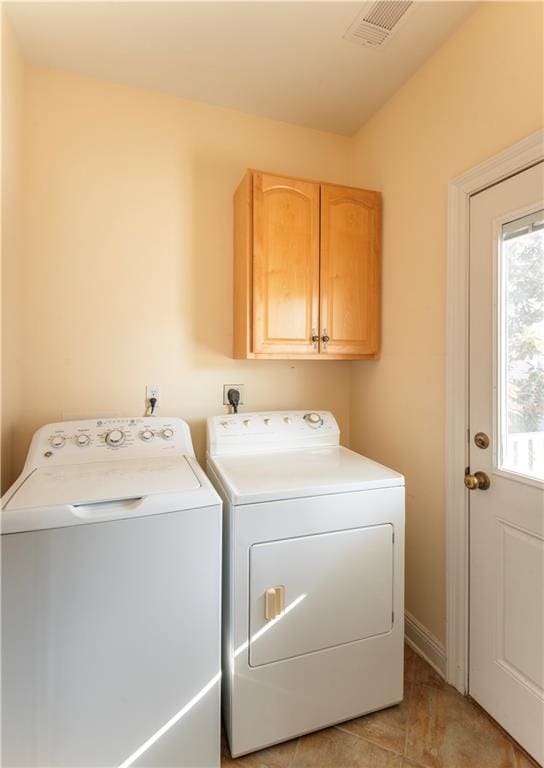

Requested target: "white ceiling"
[{"left": 5, "top": 1, "right": 476, "bottom": 136}]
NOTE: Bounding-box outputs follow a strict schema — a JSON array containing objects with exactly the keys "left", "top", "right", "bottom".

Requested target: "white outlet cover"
[
  {"left": 146, "top": 384, "right": 160, "bottom": 401},
  {"left": 223, "top": 384, "right": 244, "bottom": 406}
]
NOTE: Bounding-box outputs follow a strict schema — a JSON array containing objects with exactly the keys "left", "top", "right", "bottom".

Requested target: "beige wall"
[
  {"left": 348, "top": 1, "right": 544, "bottom": 643},
  {"left": 1, "top": 12, "right": 25, "bottom": 491},
  {"left": 4, "top": 66, "right": 352, "bottom": 486},
  {"left": 2, "top": 2, "right": 542, "bottom": 647}
]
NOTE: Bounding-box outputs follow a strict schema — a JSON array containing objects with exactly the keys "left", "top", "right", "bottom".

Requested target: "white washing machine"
[
  {"left": 206, "top": 410, "right": 405, "bottom": 758},
  {"left": 1, "top": 416, "right": 221, "bottom": 768}
]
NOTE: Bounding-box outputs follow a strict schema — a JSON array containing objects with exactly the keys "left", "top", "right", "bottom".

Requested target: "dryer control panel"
[
  {"left": 207, "top": 410, "right": 340, "bottom": 456},
  {"left": 24, "top": 417, "right": 195, "bottom": 470}
]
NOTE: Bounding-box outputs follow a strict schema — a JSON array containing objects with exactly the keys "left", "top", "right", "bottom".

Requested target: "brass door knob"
[{"left": 464, "top": 471, "right": 491, "bottom": 491}]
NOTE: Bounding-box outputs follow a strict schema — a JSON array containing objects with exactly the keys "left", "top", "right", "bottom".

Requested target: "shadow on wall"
[
  {"left": 182, "top": 154, "right": 235, "bottom": 455},
  {"left": 189, "top": 154, "right": 240, "bottom": 365},
  {"left": 1, "top": 423, "right": 17, "bottom": 494}
]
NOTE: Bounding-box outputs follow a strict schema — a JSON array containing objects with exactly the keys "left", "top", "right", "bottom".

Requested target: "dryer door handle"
[{"left": 264, "top": 586, "right": 285, "bottom": 621}]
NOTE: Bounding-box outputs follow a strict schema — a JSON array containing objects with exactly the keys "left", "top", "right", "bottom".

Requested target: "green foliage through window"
[{"left": 504, "top": 224, "right": 544, "bottom": 434}]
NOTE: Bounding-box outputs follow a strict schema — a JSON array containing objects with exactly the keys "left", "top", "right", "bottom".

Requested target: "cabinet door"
[
  {"left": 320, "top": 184, "right": 381, "bottom": 356},
  {"left": 253, "top": 173, "right": 319, "bottom": 354}
]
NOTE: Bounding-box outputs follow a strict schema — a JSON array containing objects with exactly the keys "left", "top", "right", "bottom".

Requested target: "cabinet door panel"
[
  {"left": 253, "top": 173, "right": 319, "bottom": 354},
  {"left": 320, "top": 185, "right": 381, "bottom": 356}
]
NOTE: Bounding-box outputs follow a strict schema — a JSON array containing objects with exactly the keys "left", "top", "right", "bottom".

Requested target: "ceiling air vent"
[{"left": 344, "top": 1, "right": 414, "bottom": 48}]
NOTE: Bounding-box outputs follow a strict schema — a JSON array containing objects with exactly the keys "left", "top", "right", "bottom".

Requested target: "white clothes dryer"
[
  {"left": 2, "top": 416, "right": 221, "bottom": 768},
  {"left": 206, "top": 410, "right": 405, "bottom": 758}
]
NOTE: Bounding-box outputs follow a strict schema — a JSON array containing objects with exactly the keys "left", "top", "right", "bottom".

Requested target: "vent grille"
[{"left": 344, "top": 1, "right": 414, "bottom": 48}]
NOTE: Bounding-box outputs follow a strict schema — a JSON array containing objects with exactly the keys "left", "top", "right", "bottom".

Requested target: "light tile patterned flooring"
[{"left": 221, "top": 644, "right": 539, "bottom": 768}]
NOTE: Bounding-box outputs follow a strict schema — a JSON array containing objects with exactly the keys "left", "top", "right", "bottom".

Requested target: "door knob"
[{"left": 464, "top": 471, "right": 491, "bottom": 491}]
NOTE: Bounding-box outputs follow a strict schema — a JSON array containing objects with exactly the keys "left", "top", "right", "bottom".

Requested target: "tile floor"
[{"left": 221, "top": 644, "right": 539, "bottom": 768}]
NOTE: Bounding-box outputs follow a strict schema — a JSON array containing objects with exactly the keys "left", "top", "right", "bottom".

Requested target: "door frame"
[{"left": 445, "top": 129, "right": 544, "bottom": 694}]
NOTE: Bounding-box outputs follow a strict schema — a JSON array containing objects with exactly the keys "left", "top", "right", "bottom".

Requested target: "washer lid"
[
  {"left": 208, "top": 445, "right": 404, "bottom": 505},
  {"left": 2, "top": 456, "right": 220, "bottom": 534}
]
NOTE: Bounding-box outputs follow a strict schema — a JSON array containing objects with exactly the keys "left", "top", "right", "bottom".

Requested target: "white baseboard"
[{"left": 404, "top": 610, "right": 447, "bottom": 679}]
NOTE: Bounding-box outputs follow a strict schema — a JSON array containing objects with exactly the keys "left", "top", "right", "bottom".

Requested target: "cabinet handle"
[
  {"left": 264, "top": 586, "right": 285, "bottom": 621},
  {"left": 322, "top": 329, "right": 330, "bottom": 350},
  {"left": 311, "top": 328, "right": 319, "bottom": 351}
]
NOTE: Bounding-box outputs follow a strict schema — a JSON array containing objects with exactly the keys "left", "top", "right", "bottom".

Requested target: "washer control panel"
[
  {"left": 207, "top": 410, "right": 340, "bottom": 455},
  {"left": 26, "top": 416, "right": 195, "bottom": 469}
]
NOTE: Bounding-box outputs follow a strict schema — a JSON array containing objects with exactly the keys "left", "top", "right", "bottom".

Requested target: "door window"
[{"left": 499, "top": 209, "right": 544, "bottom": 481}]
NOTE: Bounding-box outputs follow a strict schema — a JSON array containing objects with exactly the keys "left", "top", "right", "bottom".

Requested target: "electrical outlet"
[
  {"left": 146, "top": 384, "right": 160, "bottom": 406},
  {"left": 223, "top": 384, "right": 244, "bottom": 407}
]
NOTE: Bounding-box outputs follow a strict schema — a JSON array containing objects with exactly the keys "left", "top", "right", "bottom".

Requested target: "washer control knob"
[
  {"left": 264, "top": 417, "right": 271, "bottom": 426},
  {"left": 303, "top": 412, "right": 323, "bottom": 428},
  {"left": 105, "top": 429, "right": 125, "bottom": 446},
  {"left": 161, "top": 428, "right": 174, "bottom": 441},
  {"left": 243, "top": 419, "right": 252, "bottom": 427},
  {"left": 221, "top": 421, "right": 230, "bottom": 429},
  {"left": 141, "top": 429, "right": 154, "bottom": 442},
  {"left": 283, "top": 416, "right": 291, "bottom": 424},
  {"left": 51, "top": 435, "right": 65, "bottom": 448},
  {"left": 76, "top": 434, "right": 90, "bottom": 447}
]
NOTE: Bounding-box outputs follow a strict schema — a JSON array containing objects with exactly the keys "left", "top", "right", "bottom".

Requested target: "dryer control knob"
[
  {"left": 105, "top": 429, "right": 125, "bottom": 446},
  {"left": 141, "top": 429, "right": 154, "bottom": 442},
  {"left": 264, "top": 418, "right": 271, "bottom": 426},
  {"left": 303, "top": 412, "right": 323, "bottom": 428},
  {"left": 243, "top": 419, "right": 252, "bottom": 427},
  {"left": 51, "top": 435, "right": 65, "bottom": 448},
  {"left": 161, "top": 428, "right": 174, "bottom": 440},
  {"left": 76, "top": 434, "right": 90, "bottom": 447}
]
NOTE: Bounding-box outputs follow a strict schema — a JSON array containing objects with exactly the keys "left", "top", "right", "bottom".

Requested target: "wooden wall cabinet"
[{"left": 233, "top": 170, "right": 381, "bottom": 360}]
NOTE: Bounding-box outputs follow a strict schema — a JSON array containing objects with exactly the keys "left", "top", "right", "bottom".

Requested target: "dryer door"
[{"left": 249, "top": 524, "right": 393, "bottom": 667}]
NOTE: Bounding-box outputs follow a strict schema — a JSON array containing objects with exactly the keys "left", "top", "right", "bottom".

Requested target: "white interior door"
[{"left": 469, "top": 162, "right": 544, "bottom": 764}]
